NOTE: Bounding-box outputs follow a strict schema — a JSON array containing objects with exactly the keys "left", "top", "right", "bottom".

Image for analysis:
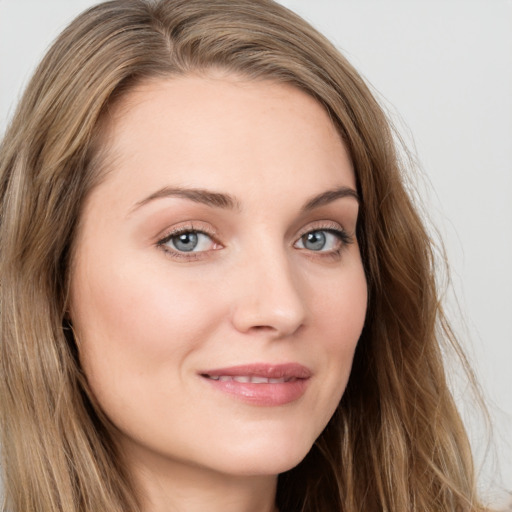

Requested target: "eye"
[
  {"left": 294, "top": 228, "right": 352, "bottom": 253},
  {"left": 158, "top": 228, "right": 219, "bottom": 255}
]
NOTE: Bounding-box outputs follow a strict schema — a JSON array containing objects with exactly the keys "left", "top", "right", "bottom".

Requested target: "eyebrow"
[
  {"left": 301, "top": 186, "right": 360, "bottom": 212},
  {"left": 131, "top": 186, "right": 241, "bottom": 213},
  {"left": 130, "top": 185, "right": 359, "bottom": 214}
]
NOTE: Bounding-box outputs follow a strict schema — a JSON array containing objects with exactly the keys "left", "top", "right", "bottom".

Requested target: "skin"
[{"left": 70, "top": 75, "right": 368, "bottom": 512}]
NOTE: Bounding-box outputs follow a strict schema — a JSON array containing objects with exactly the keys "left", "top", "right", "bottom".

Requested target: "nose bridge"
[{"left": 230, "top": 236, "right": 306, "bottom": 337}]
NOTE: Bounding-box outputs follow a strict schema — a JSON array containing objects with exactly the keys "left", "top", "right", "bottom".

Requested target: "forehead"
[{"left": 91, "top": 75, "right": 355, "bottom": 209}]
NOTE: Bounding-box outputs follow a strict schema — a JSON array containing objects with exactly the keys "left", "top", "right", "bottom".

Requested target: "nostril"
[{"left": 230, "top": 268, "right": 306, "bottom": 336}]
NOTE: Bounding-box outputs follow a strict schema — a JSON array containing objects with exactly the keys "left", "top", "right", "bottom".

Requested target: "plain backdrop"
[{"left": 1, "top": 0, "right": 511, "bottom": 504}]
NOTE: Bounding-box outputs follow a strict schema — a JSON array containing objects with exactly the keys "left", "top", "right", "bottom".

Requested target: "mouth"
[
  {"left": 203, "top": 375, "right": 297, "bottom": 384},
  {"left": 199, "top": 363, "right": 311, "bottom": 406}
]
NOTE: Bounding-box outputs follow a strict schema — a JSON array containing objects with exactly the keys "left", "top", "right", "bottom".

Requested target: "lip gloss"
[{"left": 199, "top": 363, "right": 311, "bottom": 406}]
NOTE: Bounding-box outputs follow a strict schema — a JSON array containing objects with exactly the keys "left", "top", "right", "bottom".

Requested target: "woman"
[{"left": 0, "top": 0, "right": 487, "bottom": 511}]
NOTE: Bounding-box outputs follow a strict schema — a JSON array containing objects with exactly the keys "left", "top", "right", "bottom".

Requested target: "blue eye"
[
  {"left": 302, "top": 231, "right": 328, "bottom": 251},
  {"left": 161, "top": 230, "right": 216, "bottom": 253},
  {"left": 295, "top": 229, "right": 349, "bottom": 252},
  {"left": 172, "top": 232, "right": 199, "bottom": 252}
]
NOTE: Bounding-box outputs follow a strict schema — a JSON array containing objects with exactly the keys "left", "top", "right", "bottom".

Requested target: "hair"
[{"left": 0, "top": 0, "right": 487, "bottom": 511}]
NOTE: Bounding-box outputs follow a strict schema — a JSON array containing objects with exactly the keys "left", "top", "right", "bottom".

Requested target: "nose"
[{"left": 230, "top": 248, "right": 307, "bottom": 338}]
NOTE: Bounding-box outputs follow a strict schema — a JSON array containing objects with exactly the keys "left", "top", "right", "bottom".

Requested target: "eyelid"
[
  {"left": 156, "top": 222, "right": 222, "bottom": 260},
  {"left": 296, "top": 220, "right": 354, "bottom": 245},
  {"left": 157, "top": 222, "right": 217, "bottom": 244},
  {"left": 295, "top": 220, "right": 346, "bottom": 239},
  {"left": 293, "top": 220, "right": 354, "bottom": 255}
]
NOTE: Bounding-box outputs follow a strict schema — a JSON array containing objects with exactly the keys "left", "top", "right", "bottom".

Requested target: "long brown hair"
[{"left": 0, "top": 1, "right": 485, "bottom": 510}]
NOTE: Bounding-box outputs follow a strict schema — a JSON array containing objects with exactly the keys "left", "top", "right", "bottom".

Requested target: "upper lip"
[{"left": 199, "top": 363, "right": 312, "bottom": 380}]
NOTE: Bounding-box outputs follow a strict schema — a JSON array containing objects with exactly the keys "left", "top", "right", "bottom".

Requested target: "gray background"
[{"left": 1, "top": 0, "right": 511, "bottom": 505}]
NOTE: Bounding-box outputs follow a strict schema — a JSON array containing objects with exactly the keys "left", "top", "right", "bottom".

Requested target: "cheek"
[
  {"left": 314, "top": 260, "right": 367, "bottom": 348},
  {"left": 309, "top": 262, "right": 367, "bottom": 411},
  {"left": 70, "top": 251, "right": 227, "bottom": 400}
]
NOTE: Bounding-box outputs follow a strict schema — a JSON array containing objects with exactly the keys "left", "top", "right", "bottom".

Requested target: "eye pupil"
[
  {"left": 303, "top": 231, "right": 326, "bottom": 251},
  {"left": 173, "top": 232, "right": 199, "bottom": 252}
]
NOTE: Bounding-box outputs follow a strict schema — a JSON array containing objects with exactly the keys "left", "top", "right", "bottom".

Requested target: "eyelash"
[
  {"left": 156, "top": 223, "right": 353, "bottom": 261},
  {"left": 295, "top": 223, "right": 353, "bottom": 260},
  {"left": 156, "top": 224, "right": 221, "bottom": 261}
]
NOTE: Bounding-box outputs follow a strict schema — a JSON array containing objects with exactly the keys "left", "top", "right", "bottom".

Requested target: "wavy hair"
[{"left": 0, "top": 1, "right": 485, "bottom": 511}]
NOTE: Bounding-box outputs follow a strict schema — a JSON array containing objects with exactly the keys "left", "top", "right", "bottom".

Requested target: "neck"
[{"left": 128, "top": 451, "right": 279, "bottom": 512}]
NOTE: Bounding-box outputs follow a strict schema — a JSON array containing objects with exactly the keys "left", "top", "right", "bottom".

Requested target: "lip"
[{"left": 199, "top": 363, "right": 312, "bottom": 406}]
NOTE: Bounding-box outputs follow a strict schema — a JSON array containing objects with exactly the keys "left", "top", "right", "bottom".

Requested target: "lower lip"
[{"left": 201, "top": 377, "right": 309, "bottom": 406}]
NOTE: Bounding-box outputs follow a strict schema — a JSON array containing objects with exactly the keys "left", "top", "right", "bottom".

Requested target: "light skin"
[{"left": 70, "top": 75, "right": 368, "bottom": 512}]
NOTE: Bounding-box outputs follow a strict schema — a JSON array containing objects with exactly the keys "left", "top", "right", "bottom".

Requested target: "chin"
[{"left": 204, "top": 429, "right": 317, "bottom": 477}]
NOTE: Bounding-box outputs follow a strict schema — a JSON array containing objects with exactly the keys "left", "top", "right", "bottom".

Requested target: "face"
[{"left": 70, "top": 76, "right": 367, "bottom": 480}]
